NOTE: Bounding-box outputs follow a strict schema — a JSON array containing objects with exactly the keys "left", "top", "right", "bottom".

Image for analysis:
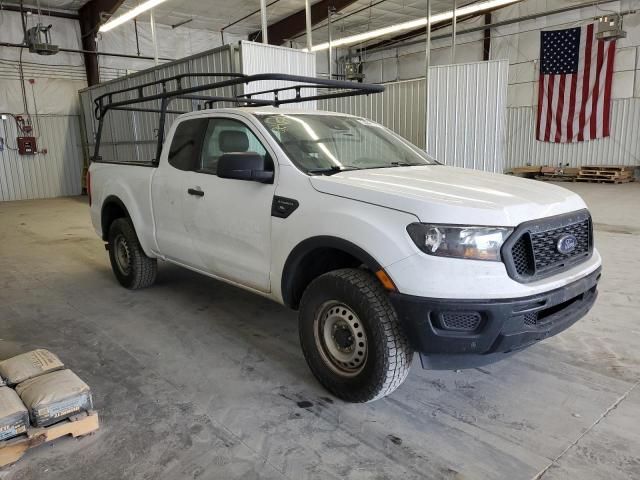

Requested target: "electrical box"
[
  {"left": 17, "top": 137, "right": 37, "bottom": 155},
  {"left": 596, "top": 14, "right": 626, "bottom": 41}
]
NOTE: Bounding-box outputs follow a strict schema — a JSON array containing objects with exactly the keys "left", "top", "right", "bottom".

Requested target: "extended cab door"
[
  {"left": 182, "top": 115, "right": 276, "bottom": 292},
  {"left": 151, "top": 118, "right": 208, "bottom": 267}
]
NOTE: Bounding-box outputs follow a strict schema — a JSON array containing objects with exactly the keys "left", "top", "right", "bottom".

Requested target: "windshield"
[{"left": 257, "top": 113, "right": 438, "bottom": 174}]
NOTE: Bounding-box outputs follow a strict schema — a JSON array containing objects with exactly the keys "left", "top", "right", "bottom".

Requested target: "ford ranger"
[{"left": 87, "top": 74, "right": 601, "bottom": 402}]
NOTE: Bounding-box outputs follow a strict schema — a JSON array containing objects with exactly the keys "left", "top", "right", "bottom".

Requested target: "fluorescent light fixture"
[
  {"left": 99, "top": 0, "right": 170, "bottom": 33},
  {"left": 304, "top": 0, "right": 520, "bottom": 52}
]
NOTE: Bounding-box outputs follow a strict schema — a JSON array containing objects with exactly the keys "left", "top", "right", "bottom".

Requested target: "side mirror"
[{"left": 217, "top": 152, "right": 274, "bottom": 184}]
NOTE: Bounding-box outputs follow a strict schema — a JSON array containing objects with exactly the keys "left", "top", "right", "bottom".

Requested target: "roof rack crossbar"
[{"left": 91, "top": 72, "right": 384, "bottom": 166}]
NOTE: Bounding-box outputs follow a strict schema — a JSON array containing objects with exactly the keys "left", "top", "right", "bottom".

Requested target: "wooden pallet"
[
  {"left": 581, "top": 165, "right": 633, "bottom": 173},
  {"left": 575, "top": 177, "right": 634, "bottom": 184},
  {"left": 576, "top": 165, "right": 635, "bottom": 184},
  {"left": 0, "top": 411, "right": 99, "bottom": 468}
]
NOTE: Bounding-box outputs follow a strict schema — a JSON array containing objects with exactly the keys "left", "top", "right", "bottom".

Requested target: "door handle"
[{"left": 187, "top": 188, "right": 204, "bottom": 197}]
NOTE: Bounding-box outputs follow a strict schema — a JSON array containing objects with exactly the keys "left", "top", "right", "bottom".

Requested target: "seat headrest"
[{"left": 219, "top": 130, "right": 249, "bottom": 153}]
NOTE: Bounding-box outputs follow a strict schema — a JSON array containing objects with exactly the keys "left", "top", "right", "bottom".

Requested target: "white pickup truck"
[{"left": 88, "top": 76, "right": 601, "bottom": 402}]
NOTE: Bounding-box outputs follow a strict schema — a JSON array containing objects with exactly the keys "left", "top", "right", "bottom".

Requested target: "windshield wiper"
[
  {"left": 307, "top": 166, "right": 355, "bottom": 176},
  {"left": 389, "top": 161, "right": 425, "bottom": 167}
]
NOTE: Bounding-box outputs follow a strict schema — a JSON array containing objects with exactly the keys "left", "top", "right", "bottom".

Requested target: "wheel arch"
[
  {"left": 281, "top": 236, "right": 384, "bottom": 310},
  {"left": 100, "top": 195, "right": 132, "bottom": 241}
]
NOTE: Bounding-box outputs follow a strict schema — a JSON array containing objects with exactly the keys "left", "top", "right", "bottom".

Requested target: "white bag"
[
  {"left": 0, "top": 387, "right": 29, "bottom": 441},
  {"left": 16, "top": 369, "right": 93, "bottom": 427},
  {"left": 0, "top": 350, "right": 64, "bottom": 386}
]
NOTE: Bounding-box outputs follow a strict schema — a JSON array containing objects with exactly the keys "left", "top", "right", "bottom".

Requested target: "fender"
[
  {"left": 281, "top": 236, "right": 383, "bottom": 308},
  {"left": 100, "top": 194, "right": 157, "bottom": 257}
]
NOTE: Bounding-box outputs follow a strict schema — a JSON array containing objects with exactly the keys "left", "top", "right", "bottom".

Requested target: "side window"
[
  {"left": 168, "top": 119, "right": 207, "bottom": 171},
  {"left": 200, "top": 118, "right": 272, "bottom": 173}
]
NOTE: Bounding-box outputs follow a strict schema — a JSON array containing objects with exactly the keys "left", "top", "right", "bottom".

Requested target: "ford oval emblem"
[{"left": 557, "top": 234, "right": 578, "bottom": 254}]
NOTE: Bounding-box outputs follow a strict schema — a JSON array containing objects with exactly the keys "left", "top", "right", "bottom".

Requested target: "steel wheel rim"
[
  {"left": 114, "top": 234, "right": 131, "bottom": 276},
  {"left": 314, "top": 301, "right": 367, "bottom": 377}
]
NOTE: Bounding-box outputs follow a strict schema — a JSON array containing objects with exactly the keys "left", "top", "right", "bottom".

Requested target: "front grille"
[
  {"left": 530, "top": 219, "right": 591, "bottom": 271},
  {"left": 503, "top": 210, "right": 593, "bottom": 283},
  {"left": 439, "top": 312, "right": 481, "bottom": 331},
  {"left": 512, "top": 235, "right": 535, "bottom": 276}
]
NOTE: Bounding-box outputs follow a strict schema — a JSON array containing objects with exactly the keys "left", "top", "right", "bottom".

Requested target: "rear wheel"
[
  {"left": 107, "top": 218, "right": 157, "bottom": 289},
  {"left": 299, "top": 268, "right": 413, "bottom": 402}
]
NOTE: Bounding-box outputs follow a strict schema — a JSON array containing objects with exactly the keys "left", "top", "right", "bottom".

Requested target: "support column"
[
  {"left": 260, "top": 0, "right": 269, "bottom": 44},
  {"left": 424, "top": 0, "right": 431, "bottom": 151},
  {"left": 483, "top": 12, "right": 492, "bottom": 61},
  {"left": 150, "top": 10, "right": 159, "bottom": 65},
  {"left": 305, "top": 0, "right": 313, "bottom": 50},
  {"left": 78, "top": 0, "right": 125, "bottom": 86},
  {"left": 451, "top": 0, "right": 457, "bottom": 63}
]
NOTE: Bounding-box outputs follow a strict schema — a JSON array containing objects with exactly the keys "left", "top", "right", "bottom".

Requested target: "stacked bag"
[{"left": 0, "top": 350, "right": 93, "bottom": 441}]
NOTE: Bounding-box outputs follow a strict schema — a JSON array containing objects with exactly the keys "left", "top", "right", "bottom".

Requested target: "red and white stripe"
[{"left": 536, "top": 24, "right": 616, "bottom": 143}]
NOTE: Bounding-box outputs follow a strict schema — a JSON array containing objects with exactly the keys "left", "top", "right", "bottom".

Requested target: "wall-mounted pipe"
[
  {"left": 0, "top": 3, "right": 78, "bottom": 20},
  {"left": 0, "top": 42, "right": 173, "bottom": 61}
]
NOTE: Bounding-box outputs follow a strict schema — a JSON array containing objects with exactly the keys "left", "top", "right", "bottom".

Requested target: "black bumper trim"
[{"left": 389, "top": 267, "right": 601, "bottom": 369}]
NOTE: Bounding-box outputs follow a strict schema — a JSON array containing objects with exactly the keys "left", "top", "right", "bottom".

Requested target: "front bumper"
[{"left": 389, "top": 267, "right": 601, "bottom": 369}]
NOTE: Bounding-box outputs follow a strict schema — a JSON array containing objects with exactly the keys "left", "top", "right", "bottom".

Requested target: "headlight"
[{"left": 407, "top": 223, "right": 513, "bottom": 261}]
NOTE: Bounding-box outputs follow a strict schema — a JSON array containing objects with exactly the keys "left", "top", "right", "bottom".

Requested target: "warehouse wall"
[
  {"left": 326, "top": 0, "right": 640, "bottom": 169},
  {"left": 492, "top": 0, "right": 640, "bottom": 167},
  {"left": 490, "top": 0, "right": 639, "bottom": 107},
  {"left": 0, "top": 115, "right": 84, "bottom": 201},
  {"left": 0, "top": 9, "right": 243, "bottom": 201}
]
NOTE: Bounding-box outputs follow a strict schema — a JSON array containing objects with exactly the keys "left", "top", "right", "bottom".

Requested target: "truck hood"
[{"left": 309, "top": 165, "right": 588, "bottom": 226}]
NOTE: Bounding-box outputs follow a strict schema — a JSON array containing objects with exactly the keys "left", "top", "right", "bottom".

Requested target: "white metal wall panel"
[
  {"left": 427, "top": 60, "right": 508, "bottom": 173},
  {"left": 321, "top": 60, "right": 509, "bottom": 173},
  {"left": 0, "top": 116, "right": 84, "bottom": 201},
  {"left": 506, "top": 98, "right": 640, "bottom": 169},
  {"left": 240, "top": 41, "right": 316, "bottom": 109}
]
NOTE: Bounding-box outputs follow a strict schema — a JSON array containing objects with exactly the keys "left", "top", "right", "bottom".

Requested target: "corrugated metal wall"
[
  {"left": 321, "top": 60, "right": 509, "bottom": 173},
  {"left": 0, "top": 115, "right": 84, "bottom": 201},
  {"left": 506, "top": 98, "right": 640, "bottom": 169},
  {"left": 240, "top": 41, "right": 316, "bottom": 109},
  {"left": 79, "top": 44, "right": 239, "bottom": 164}
]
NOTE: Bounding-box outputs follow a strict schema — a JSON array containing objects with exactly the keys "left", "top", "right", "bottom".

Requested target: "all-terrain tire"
[
  {"left": 299, "top": 268, "right": 413, "bottom": 402},
  {"left": 107, "top": 218, "right": 157, "bottom": 289}
]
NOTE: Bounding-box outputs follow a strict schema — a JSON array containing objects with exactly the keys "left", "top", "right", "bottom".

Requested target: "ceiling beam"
[
  {"left": 78, "top": 0, "right": 126, "bottom": 86},
  {"left": 250, "top": 0, "right": 359, "bottom": 46}
]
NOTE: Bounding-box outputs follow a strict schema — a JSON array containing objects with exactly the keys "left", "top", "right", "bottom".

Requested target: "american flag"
[{"left": 537, "top": 23, "right": 616, "bottom": 143}]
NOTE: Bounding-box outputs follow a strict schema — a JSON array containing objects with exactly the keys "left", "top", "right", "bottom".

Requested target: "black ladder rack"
[{"left": 92, "top": 72, "right": 384, "bottom": 165}]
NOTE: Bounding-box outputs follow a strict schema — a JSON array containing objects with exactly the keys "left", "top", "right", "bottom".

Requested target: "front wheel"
[
  {"left": 298, "top": 268, "right": 413, "bottom": 402},
  {"left": 107, "top": 218, "right": 157, "bottom": 289}
]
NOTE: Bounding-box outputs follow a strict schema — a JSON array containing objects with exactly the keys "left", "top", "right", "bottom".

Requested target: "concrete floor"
[{"left": 0, "top": 182, "right": 638, "bottom": 480}]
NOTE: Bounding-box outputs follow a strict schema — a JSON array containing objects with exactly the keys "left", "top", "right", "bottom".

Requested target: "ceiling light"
[
  {"left": 304, "top": 0, "right": 521, "bottom": 52},
  {"left": 99, "top": 0, "right": 170, "bottom": 33}
]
